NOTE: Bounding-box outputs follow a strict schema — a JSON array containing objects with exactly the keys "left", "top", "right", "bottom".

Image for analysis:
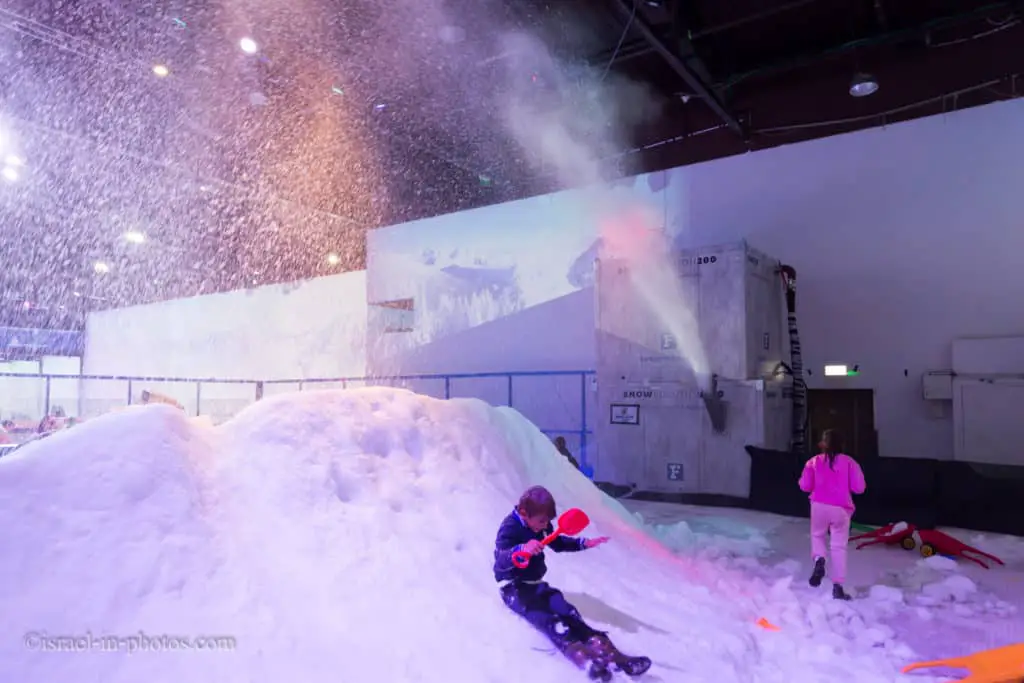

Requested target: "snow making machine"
[{"left": 593, "top": 240, "right": 797, "bottom": 499}]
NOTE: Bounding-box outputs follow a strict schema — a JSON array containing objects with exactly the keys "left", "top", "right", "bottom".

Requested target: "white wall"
[
  {"left": 76, "top": 100, "right": 1023, "bottom": 459},
  {"left": 679, "top": 98, "right": 1024, "bottom": 461},
  {"left": 83, "top": 271, "right": 367, "bottom": 420},
  {"left": 364, "top": 98, "right": 1024, "bottom": 463},
  {"left": 366, "top": 168, "right": 689, "bottom": 377},
  {"left": 364, "top": 173, "right": 691, "bottom": 469},
  {"left": 0, "top": 360, "right": 45, "bottom": 422},
  {"left": 0, "top": 356, "right": 81, "bottom": 422}
]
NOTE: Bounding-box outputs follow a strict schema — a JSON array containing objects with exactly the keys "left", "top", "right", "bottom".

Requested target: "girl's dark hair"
[
  {"left": 518, "top": 485, "right": 557, "bottom": 519},
  {"left": 822, "top": 429, "right": 844, "bottom": 469}
]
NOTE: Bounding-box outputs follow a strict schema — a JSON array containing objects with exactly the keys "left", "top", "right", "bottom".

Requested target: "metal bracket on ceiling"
[{"left": 606, "top": 0, "right": 744, "bottom": 136}]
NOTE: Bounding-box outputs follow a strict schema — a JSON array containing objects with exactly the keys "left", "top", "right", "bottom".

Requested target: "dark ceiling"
[{"left": 1, "top": 0, "right": 1022, "bottom": 329}]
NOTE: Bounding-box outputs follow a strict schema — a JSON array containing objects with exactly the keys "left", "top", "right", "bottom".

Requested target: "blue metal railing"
[{"left": 0, "top": 369, "right": 596, "bottom": 470}]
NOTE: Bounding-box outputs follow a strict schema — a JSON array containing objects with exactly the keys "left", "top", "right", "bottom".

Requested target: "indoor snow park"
[{"left": 2, "top": 1, "right": 1024, "bottom": 682}]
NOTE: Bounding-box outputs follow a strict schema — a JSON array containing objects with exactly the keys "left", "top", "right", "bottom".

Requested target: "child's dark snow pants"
[{"left": 500, "top": 580, "right": 602, "bottom": 651}]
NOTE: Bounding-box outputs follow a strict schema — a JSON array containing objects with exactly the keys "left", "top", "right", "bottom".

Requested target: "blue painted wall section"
[{"left": 0, "top": 327, "right": 84, "bottom": 358}]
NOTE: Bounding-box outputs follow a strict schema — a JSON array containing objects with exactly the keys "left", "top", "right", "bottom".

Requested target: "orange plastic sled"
[{"left": 902, "top": 642, "right": 1024, "bottom": 683}]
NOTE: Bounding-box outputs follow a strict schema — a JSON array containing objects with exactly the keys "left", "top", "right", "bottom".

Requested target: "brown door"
[{"left": 806, "top": 389, "right": 878, "bottom": 458}]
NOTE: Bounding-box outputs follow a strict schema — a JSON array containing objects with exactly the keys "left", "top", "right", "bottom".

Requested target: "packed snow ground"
[
  {"left": 631, "top": 500, "right": 1024, "bottom": 668},
  {"left": 1, "top": 387, "right": 1021, "bottom": 683}
]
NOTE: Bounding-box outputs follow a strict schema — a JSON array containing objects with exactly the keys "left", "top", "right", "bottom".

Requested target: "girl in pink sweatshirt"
[{"left": 798, "top": 429, "right": 866, "bottom": 600}]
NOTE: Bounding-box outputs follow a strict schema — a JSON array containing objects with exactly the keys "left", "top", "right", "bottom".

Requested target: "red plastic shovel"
[{"left": 512, "top": 507, "right": 590, "bottom": 569}]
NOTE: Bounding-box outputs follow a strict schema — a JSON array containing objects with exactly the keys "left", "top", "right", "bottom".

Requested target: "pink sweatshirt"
[{"left": 798, "top": 453, "right": 866, "bottom": 515}]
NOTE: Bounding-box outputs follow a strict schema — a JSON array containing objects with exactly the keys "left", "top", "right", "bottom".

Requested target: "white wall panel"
[{"left": 84, "top": 270, "right": 367, "bottom": 382}]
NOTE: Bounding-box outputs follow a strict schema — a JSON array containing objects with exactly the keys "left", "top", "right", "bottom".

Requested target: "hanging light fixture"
[{"left": 849, "top": 73, "right": 879, "bottom": 98}]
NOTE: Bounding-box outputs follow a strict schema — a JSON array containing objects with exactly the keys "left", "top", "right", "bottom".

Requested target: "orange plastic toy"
[
  {"left": 511, "top": 508, "right": 590, "bottom": 569},
  {"left": 902, "top": 642, "right": 1024, "bottom": 683}
]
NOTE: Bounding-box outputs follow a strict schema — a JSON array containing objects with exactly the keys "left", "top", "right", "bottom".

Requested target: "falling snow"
[{"left": 0, "top": 0, "right": 662, "bottom": 322}]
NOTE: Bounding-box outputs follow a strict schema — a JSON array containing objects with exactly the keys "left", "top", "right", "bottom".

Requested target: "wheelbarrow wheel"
[
  {"left": 901, "top": 536, "right": 916, "bottom": 550},
  {"left": 920, "top": 543, "right": 936, "bottom": 558}
]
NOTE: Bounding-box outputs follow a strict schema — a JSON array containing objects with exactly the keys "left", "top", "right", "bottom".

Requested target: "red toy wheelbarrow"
[
  {"left": 851, "top": 522, "right": 1004, "bottom": 568},
  {"left": 917, "top": 529, "right": 1005, "bottom": 569},
  {"left": 851, "top": 522, "right": 919, "bottom": 551}
]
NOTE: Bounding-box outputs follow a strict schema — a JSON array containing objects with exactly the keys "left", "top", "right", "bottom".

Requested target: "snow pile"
[
  {"left": 640, "top": 513, "right": 773, "bottom": 562},
  {"left": 866, "top": 554, "right": 1017, "bottom": 621},
  {"left": 0, "top": 406, "right": 242, "bottom": 680},
  {"left": 889, "top": 521, "right": 911, "bottom": 534},
  {"left": 918, "top": 555, "right": 960, "bottom": 573},
  {"left": 920, "top": 574, "right": 977, "bottom": 604},
  {"left": 2, "top": 387, "right": 918, "bottom": 683}
]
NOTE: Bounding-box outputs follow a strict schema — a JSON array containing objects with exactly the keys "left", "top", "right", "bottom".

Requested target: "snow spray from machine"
[
  {"left": 492, "top": 32, "right": 714, "bottom": 396},
  {"left": 598, "top": 211, "right": 712, "bottom": 391}
]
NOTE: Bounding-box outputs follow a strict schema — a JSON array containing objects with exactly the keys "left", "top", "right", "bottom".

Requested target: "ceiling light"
[
  {"left": 2, "top": 166, "right": 19, "bottom": 182},
  {"left": 153, "top": 64, "right": 170, "bottom": 77},
  {"left": 239, "top": 37, "right": 258, "bottom": 54},
  {"left": 849, "top": 73, "right": 879, "bottom": 98},
  {"left": 93, "top": 261, "right": 110, "bottom": 274},
  {"left": 326, "top": 252, "right": 340, "bottom": 265},
  {"left": 5, "top": 154, "right": 23, "bottom": 166},
  {"left": 123, "top": 231, "right": 146, "bottom": 244}
]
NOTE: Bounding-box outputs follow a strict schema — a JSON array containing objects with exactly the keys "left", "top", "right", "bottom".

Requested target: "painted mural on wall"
[{"left": 366, "top": 166, "right": 689, "bottom": 368}]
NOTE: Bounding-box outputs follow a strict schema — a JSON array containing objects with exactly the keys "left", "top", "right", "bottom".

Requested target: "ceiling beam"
[
  {"left": 667, "top": 0, "right": 716, "bottom": 88},
  {"left": 585, "top": 38, "right": 654, "bottom": 68},
  {"left": 606, "top": 0, "right": 744, "bottom": 135},
  {"left": 719, "top": 1, "right": 1020, "bottom": 89},
  {"left": 689, "top": 0, "right": 826, "bottom": 39}
]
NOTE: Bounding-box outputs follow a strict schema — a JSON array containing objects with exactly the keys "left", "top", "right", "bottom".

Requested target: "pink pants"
[{"left": 810, "top": 502, "right": 851, "bottom": 584}]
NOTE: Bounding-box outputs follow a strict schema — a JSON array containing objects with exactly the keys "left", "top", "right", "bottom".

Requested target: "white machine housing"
[
  {"left": 594, "top": 240, "right": 792, "bottom": 498},
  {"left": 950, "top": 335, "right": 1024, "bottom": 467}
]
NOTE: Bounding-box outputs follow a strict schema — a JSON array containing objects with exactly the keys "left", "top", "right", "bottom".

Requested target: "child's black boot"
[
  {"left": 832, "top": 584, "right": 852, "bottom": 601},
  {"left": 585, "top": 633, "right": 652, "bottom": 677},
  {"left": 808, "top": 556, "right": 826, "bottom": 587}
]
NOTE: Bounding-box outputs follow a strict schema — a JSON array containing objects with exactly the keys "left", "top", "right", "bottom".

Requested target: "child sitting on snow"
[
  {"left": 492, "top": 485, "right": 650, "bottom": 677},
  {"left": 798, "top": 429, "right": 867, "bottom": 600}
]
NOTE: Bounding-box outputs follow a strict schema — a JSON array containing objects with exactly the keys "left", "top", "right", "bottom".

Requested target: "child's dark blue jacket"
[{"left": 493, "top": 508, "right": 587, "bottom": 583}]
